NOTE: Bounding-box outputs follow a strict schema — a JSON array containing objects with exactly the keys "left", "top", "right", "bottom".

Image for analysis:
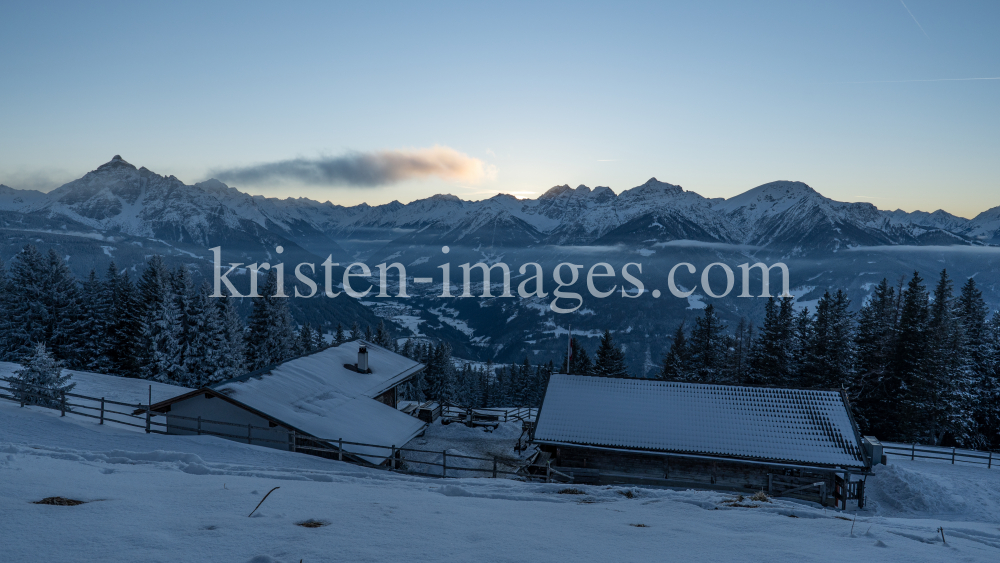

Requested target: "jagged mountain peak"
[
  {"left": 427, "top": 193, "right": 461, "bottom": 202},
  {"left": 539, "top": 184, "right": 572, "bottom": 198},
  {"left": 95, "top": 154, "right": 137, "bottom": 172}
]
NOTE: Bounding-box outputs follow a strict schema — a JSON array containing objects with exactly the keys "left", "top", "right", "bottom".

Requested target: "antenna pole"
[{"left": 566, "top": 324, "right": 572, "bottom": 375}]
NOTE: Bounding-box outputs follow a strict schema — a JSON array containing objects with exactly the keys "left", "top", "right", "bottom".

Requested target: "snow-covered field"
[{"left": 3, "top": 400, "right": 1000, "bottom": 562}]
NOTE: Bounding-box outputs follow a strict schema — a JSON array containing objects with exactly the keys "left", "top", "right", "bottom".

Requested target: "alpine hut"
[
  {"left": 530, "top": 374, "right": 877, "bottom": 507},
  {"left": 146, "top": 340, "right": 425, "bottom": 466}
]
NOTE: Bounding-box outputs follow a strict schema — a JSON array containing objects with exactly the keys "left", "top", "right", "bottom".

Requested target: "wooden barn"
[
  {"left": 530, "top": 374, "right": 876, "bottom": 507},
  {"left": 146, "top": 340, "right": 426, "bottom": 466}
]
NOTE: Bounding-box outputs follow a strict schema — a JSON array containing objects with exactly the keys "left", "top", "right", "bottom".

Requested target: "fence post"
[
  {"left": 60, "top": 391, "right": 66, "bottom": 417},
  {"left": 951, "top": 447, "right": 956, "bottom": 465},
  {"left": 145, "top": 386, "right": 151, "bottom": 433},
  {"left": 546, "top": 461, "right": 551, "bottom": 483},
  {"left": 391, "top": 445, "right": 396, "bottom": 470},
  {"left": 493, "top": 456, "right": 498, "bottom": 478},
  {"left": 197, "top": 416, "right": 202, "bottom": 436},
  {"left": 443, "top": 450, "right": 448, "bottom": 477},
  {"left": 145, "top": 408, "right": 150, "bottom": 433},
  {"left": 338, "top": 438, "right": 343, "bottom": 461},
  {"left": 289, "top": 429, "right": 295, "bottom": 452},
  {"left": 989, "top": 451, "right": 992, "bottom": 469},
  {"left": 99, "top": 398, "right": 105, "bottom": 425},
  {"left": 911, "top": 443, "right": 915, "bottom": 460},
  {"left": 247, "top": 424, "right": 252, "bottom": 445}
]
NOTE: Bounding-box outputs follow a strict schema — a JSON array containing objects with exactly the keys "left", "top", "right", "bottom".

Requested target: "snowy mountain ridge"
[{"left": 2, "top": 156, "right": 998, "bottom": 257}]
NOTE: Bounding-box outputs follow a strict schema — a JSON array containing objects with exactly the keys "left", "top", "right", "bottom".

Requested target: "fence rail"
[
  {"left": 0, "top": 378, "right": 544, "bottom": 481},
  {"left": 882, "top": 441, "right": 995, "bottom": 469},
  {"left": 440, "top": 403, "right": 538, "bottom": 423}
]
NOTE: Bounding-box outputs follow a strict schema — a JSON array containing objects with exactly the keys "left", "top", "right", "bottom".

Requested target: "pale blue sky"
[{"left": 1, "top": 1, "right": 997, "bottom": 217}]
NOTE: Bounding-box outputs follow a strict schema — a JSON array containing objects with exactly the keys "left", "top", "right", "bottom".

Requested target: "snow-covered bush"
[{"left": 9, "top": 343, "right": 74, "bottom": 408}]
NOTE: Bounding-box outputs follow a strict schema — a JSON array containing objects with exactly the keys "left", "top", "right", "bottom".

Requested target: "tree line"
[
  {"left": 654, "top": 270, "right": 999, "bottom": 449},
  {"left": 397, "top": 339, "right": 553, "bottom": 408},
  {"left": 0, "top": 245, "right": 389, "bottom": 389}
]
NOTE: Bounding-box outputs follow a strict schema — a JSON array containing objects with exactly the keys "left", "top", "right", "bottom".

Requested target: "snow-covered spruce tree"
[
  {"left": 311, "top": 325, "right": 325, "bottom": 351},
  {"left": 891, "top": 271, "right": 931, "bottom": 441},
  {"left": 914, "top": 270, "right": 974, "bottom": 446},
  {"left": 107, "top": 267, "right": 143, "bottom": 377},
  {"left": 364, "top": 324, "right": 373, "bottom": 341},
  {"left": 592, "top": 330, "right": 629, "bottom": 378},
  {"left": 9, "top": 343, "right": 74, "bottom": 408},
  {"left": 724, "top": 317, "right": 754, "bottom": 385},
  {"left": 136, "top": 256, "right": 185, "bottom": 384},
  {"left": 213, "top": 293, "right": 246, "bottom": 384},
  {"left": 244, "top": 269, "right": 296, "bottom": 371},
  {"left": 799, "top": 290, "right": 857, "bottom": 390},
  {"left": 172, "top": 265, "right": 196, "bottom": 374},
  {"left": 44, "top": 249, "right": 83, "bottom": 365},
  {"left": 350, "top": 321, "right": 361, "bottom": 340},
  {"left": 955, "top": 278, "right": 999, "bottom": 449},
  {"left": 853, "top": 277, "right": 900, "bottom": 434},
  {"left": 981, "top": 312, "right": 1000, "bottom": 449},
  {"left": 297, "top": 324, "right": 316, "bottom": 355},
  {"left": 334, "top": 323, "right": 346, "bottom": 345},
  {"left": 513, "top": 357, "right": 532, "bottom": 406},
  {"left": 374, "top": 320, "right": 392, "bottom": 348},
  {"left": 182, "top": 282, "right": 226, "bottom": 388},
  {"left": 3, "top": 245, "right": 49, "bottom": 362},
  {"left": 685, "top": 307, "right": 725, "bottom": 383},
  {"left": 659, "top": 322, "right": 690, "bottom": 381},
  {"left": 0, "top": 257, "right": 14, "bottom": 360},
  {"left": 79, "top": 270, "right": 112, "bottom": 373},
  {"left": 750, "top": 296, "right": 795, "bottom": 386}
]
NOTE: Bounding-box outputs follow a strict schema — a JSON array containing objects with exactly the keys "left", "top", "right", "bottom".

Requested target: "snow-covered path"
[{"left": 2, "top": 401, "right": 999, "bottom": 562}]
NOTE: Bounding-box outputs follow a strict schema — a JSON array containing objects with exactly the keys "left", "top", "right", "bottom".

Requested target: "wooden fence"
[
  {"left": 0, "top": 378, "right": 555, "bottom": 481},
  {"left": 882, "top": 441, "right": 995, "bottom": 469},
  {"left": 440, "top": 403, "right": 538, "bottom": 423}
]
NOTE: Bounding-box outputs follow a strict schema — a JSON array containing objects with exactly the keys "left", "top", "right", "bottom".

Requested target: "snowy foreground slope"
[{"left": 2, "top": 402, "right": 1000, "bottom": 562}]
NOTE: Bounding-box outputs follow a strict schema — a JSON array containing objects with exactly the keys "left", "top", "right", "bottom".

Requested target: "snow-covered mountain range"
[{"left": 3, "top": 156, "right": 998, "bottom": 260}]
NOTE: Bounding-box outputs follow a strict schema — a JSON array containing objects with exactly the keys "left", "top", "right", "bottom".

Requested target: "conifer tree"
[
  {"left": 4, "top": 245, "right": 49, "bottom": 361},
  {"left": 853, "top": 278, "right": 899, "bottom": 433},
  {"left": 686, "top": 306, "right": 725, "bottom": 382},
  {"left": 334, "top": 323, "right": 346, "bottom": 345},
  {"left": 183, "top": 282, "right": 226, "bottom": 388},
  {"left": 659, "top": 322, "right": 691, "bottom": 381},
  {"left": 297, "top": 324, "right": 316, "bottom": 355},
  {"left": 10, "top": 343, "right": 74, "bottom": 408},
  {"left": 214, "top": 293, "right": 246, "bottom": 383},
  {"left": 375, "top": 320, "right": 392, "bottom": 348},
  {"left": 136, "top": 256, "right": 184, "bottom": 383},
  {"left": 245, "top": 269, "right": 295, "bottom": 370},
  {"left": 592, "top": 330, "right": 629, "bottom": 378},
  {"left": 79, "top": 270, "right": 112, "bottom": 373},
  {"left": 955, "top": 278, "right": 998, "bottom": 449},
  {"left": 172, "top": 265, "right": 196, "bottom": 371},
  {"left": 350, "top": 321, "right": 361, "bottom": 340},
  {"left": 891, "top": 271, "right": 931, "bottom": 440},
  {"left": 45, "top": 249, "right": 83, "bottom": 364},
  {"left": 751, "top": 296, "right": 795, "bottom": 386},
  {"left": 107, "top": 266, "right": 142, "bottom": 377}
]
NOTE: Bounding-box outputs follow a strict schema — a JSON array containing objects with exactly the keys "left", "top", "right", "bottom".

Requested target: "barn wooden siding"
[{"left": 541, "top": 444, "right": 839, "bottom": 504}]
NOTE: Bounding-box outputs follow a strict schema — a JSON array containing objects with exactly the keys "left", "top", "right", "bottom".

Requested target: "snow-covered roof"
[
  {"left": 214, "top": 340, "right": 421, "bottom": 401},
  {"left": 534, "top": 374, "right": 866, "bottom": 468},
  {"left": 158, "top": 341, "right": 426, "bottom": 464}
]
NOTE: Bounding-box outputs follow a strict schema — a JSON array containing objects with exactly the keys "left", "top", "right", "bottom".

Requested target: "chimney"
[{"left": 358, "top": 345, "right": 369, "bottom": 373}]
